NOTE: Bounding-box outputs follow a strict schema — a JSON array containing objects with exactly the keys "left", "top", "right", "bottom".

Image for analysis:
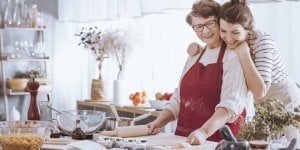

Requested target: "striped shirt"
[{"left": 247, "top": 29, "right": 290, "bottom": 91}]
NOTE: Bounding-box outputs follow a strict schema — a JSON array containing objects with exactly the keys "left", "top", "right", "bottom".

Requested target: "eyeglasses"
[{"left": 192, "top": 20, "right": 217, "bottom": 32}]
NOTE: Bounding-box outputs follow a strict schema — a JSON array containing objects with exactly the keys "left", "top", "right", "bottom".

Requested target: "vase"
[
  {"left": 113, "top": 79, "right": 128, "bottom": 106},
  {"left": 91, "top": 79, "right": 106, "bottom": 101}
]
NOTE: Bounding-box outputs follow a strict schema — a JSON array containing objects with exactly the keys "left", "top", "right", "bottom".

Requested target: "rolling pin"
[{"left": 101, "top": 125, "right": 149, "bottom": 138}]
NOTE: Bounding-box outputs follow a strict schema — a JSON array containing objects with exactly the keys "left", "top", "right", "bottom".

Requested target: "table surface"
[{"left": 42, "top": 133, "right": 218, "bottom": 150}]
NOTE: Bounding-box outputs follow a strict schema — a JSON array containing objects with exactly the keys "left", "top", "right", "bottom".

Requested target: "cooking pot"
[{"left": 104, "top": 113, "right": 151, "bottom": 131}]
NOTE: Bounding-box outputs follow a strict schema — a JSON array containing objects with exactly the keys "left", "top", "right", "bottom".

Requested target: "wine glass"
[{"left": 14, "top": 41, "right": 21, "bottom": 58}]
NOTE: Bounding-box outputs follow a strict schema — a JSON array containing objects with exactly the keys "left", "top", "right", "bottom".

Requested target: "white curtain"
[{"left": 52, "top": 1, "right": 300, "bottom": 111}]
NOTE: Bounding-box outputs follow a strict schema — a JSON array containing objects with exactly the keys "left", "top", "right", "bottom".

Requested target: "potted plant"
[
  {"left": 237, "top": 99, "right": 300, "bottom": 141},
  {"left": 75, "top": 26, "right": 136, "bottom": 101}
]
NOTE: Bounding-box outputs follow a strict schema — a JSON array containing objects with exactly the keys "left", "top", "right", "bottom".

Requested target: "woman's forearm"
[
  {"left": 199, "top": 107, "right": 229, "bottom": 137},
  {"left": 156, "top": 109, "right": 176, "bottom": 127},
  {"left": 238, "top": 49, "right": 266, "bottom": 99}
]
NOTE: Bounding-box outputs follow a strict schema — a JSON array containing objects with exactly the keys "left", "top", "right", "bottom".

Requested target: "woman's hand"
[
  {"left": 186, "top": 129, "right": 207, "bottom": 145},
  {"left": 187, "top": 42, "right": 203, "bottom": 56},
  {"left": 234, "top": 41, "right": 250, "bottom": 56},
  {"left": 147, "top": 120, "right": 161, "bottom": 135}
]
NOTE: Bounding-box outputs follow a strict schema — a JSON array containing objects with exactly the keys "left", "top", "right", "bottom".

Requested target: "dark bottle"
[
  {"left": 27, "top": 78, "right": 40, "bottom": 120},
  {"left": 71, "top": 119, "right": 86, "bottom": 139}
]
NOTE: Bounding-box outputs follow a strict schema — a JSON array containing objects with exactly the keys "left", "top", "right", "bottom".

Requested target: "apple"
[
  {"left": 166, "top": 93, "right": 173, "bottom": 100},
  {"left": 155, "top": 92, "right": 164, "bottom": 100},
  {"left": 163, "top": 92, "right": 170, "bottom": 100}
]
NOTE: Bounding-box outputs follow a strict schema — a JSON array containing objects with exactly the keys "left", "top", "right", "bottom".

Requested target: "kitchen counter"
[
  {"left": 77, "top": 100, "right": 161, "bottom": 117},
  {"left": 42, "top": 133, "right": 218, "bottom": 150}
]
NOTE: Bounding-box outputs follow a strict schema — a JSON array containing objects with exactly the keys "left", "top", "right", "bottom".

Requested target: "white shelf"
[
  {"left": 2, "top": 27, "right": 45, "bottom": 31},
  {"left": 6, "top": 89, "right": 52, "bottom": 96},
  {"left": 0, "top": 56, "right": 50, "bottom": 61},
  {"left": 0, "top": 27, "right": 51, "bottom": 121}
]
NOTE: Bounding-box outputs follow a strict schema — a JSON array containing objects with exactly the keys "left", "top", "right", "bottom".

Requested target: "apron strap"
[
  {"left": 217, "top": 42, "right": 227, "bottom": 64},
  {"left": 196, "top": 46, "right": 207, "bottom": 62}
]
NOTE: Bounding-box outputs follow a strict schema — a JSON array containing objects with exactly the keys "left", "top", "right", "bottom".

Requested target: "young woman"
[
  {"left": 188, "top": 0, "right": 300, "bottom": 146},
  {"left": 148, "top": 0, "right": 253, "bottom": 145}
]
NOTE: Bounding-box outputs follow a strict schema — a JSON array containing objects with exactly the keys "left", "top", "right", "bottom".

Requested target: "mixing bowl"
[
  {"left": 56, "top": 110, "right": 106, "bottom": 135},
  {"left": 0, "top": 120, "right": 51, "bottom": 150}
]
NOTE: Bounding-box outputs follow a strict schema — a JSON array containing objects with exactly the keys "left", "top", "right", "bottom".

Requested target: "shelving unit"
[{"left": 0, "top": 27, "right": 52, "bottom": 121}]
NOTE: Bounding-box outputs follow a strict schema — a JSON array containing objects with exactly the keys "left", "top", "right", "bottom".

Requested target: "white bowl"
[{"left": 149, "top": 100, "right": 168, "bottom": 110}]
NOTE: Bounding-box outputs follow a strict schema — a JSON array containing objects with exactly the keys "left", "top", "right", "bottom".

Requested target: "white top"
[
  {"left": 165, "top": 46, "right": 254, "bottom": 122},
  {"left": 249, "top": 29, "right": 300, "bottom": 111}
]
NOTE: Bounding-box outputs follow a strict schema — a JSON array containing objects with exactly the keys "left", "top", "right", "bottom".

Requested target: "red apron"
[{"left": 175, "top": 43, "right": 246, "bottom": 142}]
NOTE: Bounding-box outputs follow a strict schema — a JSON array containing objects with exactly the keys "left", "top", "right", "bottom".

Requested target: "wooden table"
[
  {"left": 77, "top": 100, "right": 161, "bottom": 117},
  {"left": 42, "top": 133, "right": 218, "bottom": 150}
]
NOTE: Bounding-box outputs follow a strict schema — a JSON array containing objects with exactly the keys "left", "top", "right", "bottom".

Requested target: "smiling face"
[
  {"left": 219, "top": 19, "right": 249, "bottom": 49},
  {"left": 192, "top": 16, "right": 222, "bottom": 49}
]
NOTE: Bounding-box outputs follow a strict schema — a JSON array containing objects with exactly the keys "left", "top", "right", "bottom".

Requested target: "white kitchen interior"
[
  {"left": 0, "top": 0, "right": 299, "bottom": 119},
  {"left": 0, "top": 0, "right": 300, "bottom": 149},
  {"left": 30, "top": 0, "right": 300, "bottom": 114}
]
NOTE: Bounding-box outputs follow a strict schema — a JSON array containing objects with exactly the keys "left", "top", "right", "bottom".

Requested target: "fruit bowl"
[
  {"left": 0, "top": 120, "right": 51, "bottom": 150},
  {"left": 56, "top": 110, "right": 106, "bottom": 135},
  {"left": 149, "top": 100, "right": 168, "bottom": 110}
]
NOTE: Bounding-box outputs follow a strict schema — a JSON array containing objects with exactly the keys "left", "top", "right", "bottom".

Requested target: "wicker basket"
[
  {"left": 7, "top": 78, "right": 52, "bottom": 92},
  {"left": 7, "top": 78, "right": 29, "bottom": 91}
]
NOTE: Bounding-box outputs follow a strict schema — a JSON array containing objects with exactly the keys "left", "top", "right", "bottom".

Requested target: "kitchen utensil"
[
  {"left": 105, "top": 117, "right": 133, "bottom": 131},
  {"left": 105, "top": 113, "right": 152, "bottom": 131},
  {"left": 132, "top": 112, "right": 152, "bottom": 122},
  {"left": 101, "top": 125, "right": 149, "bottom": 138},
  {"left": 0, "top": 120, "right": 51, "bottom": 150},
  {"left": 277, "top": 138, "right": 297, "bottom": 150},
  {"left": 56, "top": 110, "right": 106, "bottom": 135},
  {"left": 286, "top": 138, "right": 297, "bottom": 150},
  {"left": 47, "top": 105, "right": 76, "bottom": 123},
  {"left": 219, "top": 125, "right": 237, "bottom": 142},
  {"left": 109, "top": 104, "right": 121, "bottom": 121}
]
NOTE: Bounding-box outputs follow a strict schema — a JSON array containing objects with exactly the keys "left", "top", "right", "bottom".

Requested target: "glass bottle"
[
  {"left": 36, "top": 9, "right": 45, "bottom": 28},
  {"left": 71, "top": 119, "right": 86, "bottom": 139},
  {"left": 27, "top": 78, "right": 40, "bottom": 120},
  {"left": 4, "top": 0, "right": 13, "bottom": 27},
  {"left": 13, "top": 0, "right": 22, "bottom": 27},
  {"left": 31, "top": 4, "right": 37, "bottom": 28}
]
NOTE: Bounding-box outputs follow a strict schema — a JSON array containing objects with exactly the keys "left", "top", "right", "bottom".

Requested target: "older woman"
[{"left": 148, "top": 0, "right": 253, "bottom": 145}]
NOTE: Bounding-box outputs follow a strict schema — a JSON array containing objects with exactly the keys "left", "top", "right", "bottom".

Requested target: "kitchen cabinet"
[{"left": 0, "top": 27, "right": 52, "bottom": 121}]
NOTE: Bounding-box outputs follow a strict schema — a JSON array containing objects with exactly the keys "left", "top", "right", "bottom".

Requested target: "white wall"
[{"left": 51, "top": 2, "right": 300, "bottom": 111}]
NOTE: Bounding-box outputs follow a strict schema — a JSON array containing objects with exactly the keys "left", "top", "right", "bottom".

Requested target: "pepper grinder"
[{"left": 27, "top": 78, "right": 40, "bottom": 120}]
